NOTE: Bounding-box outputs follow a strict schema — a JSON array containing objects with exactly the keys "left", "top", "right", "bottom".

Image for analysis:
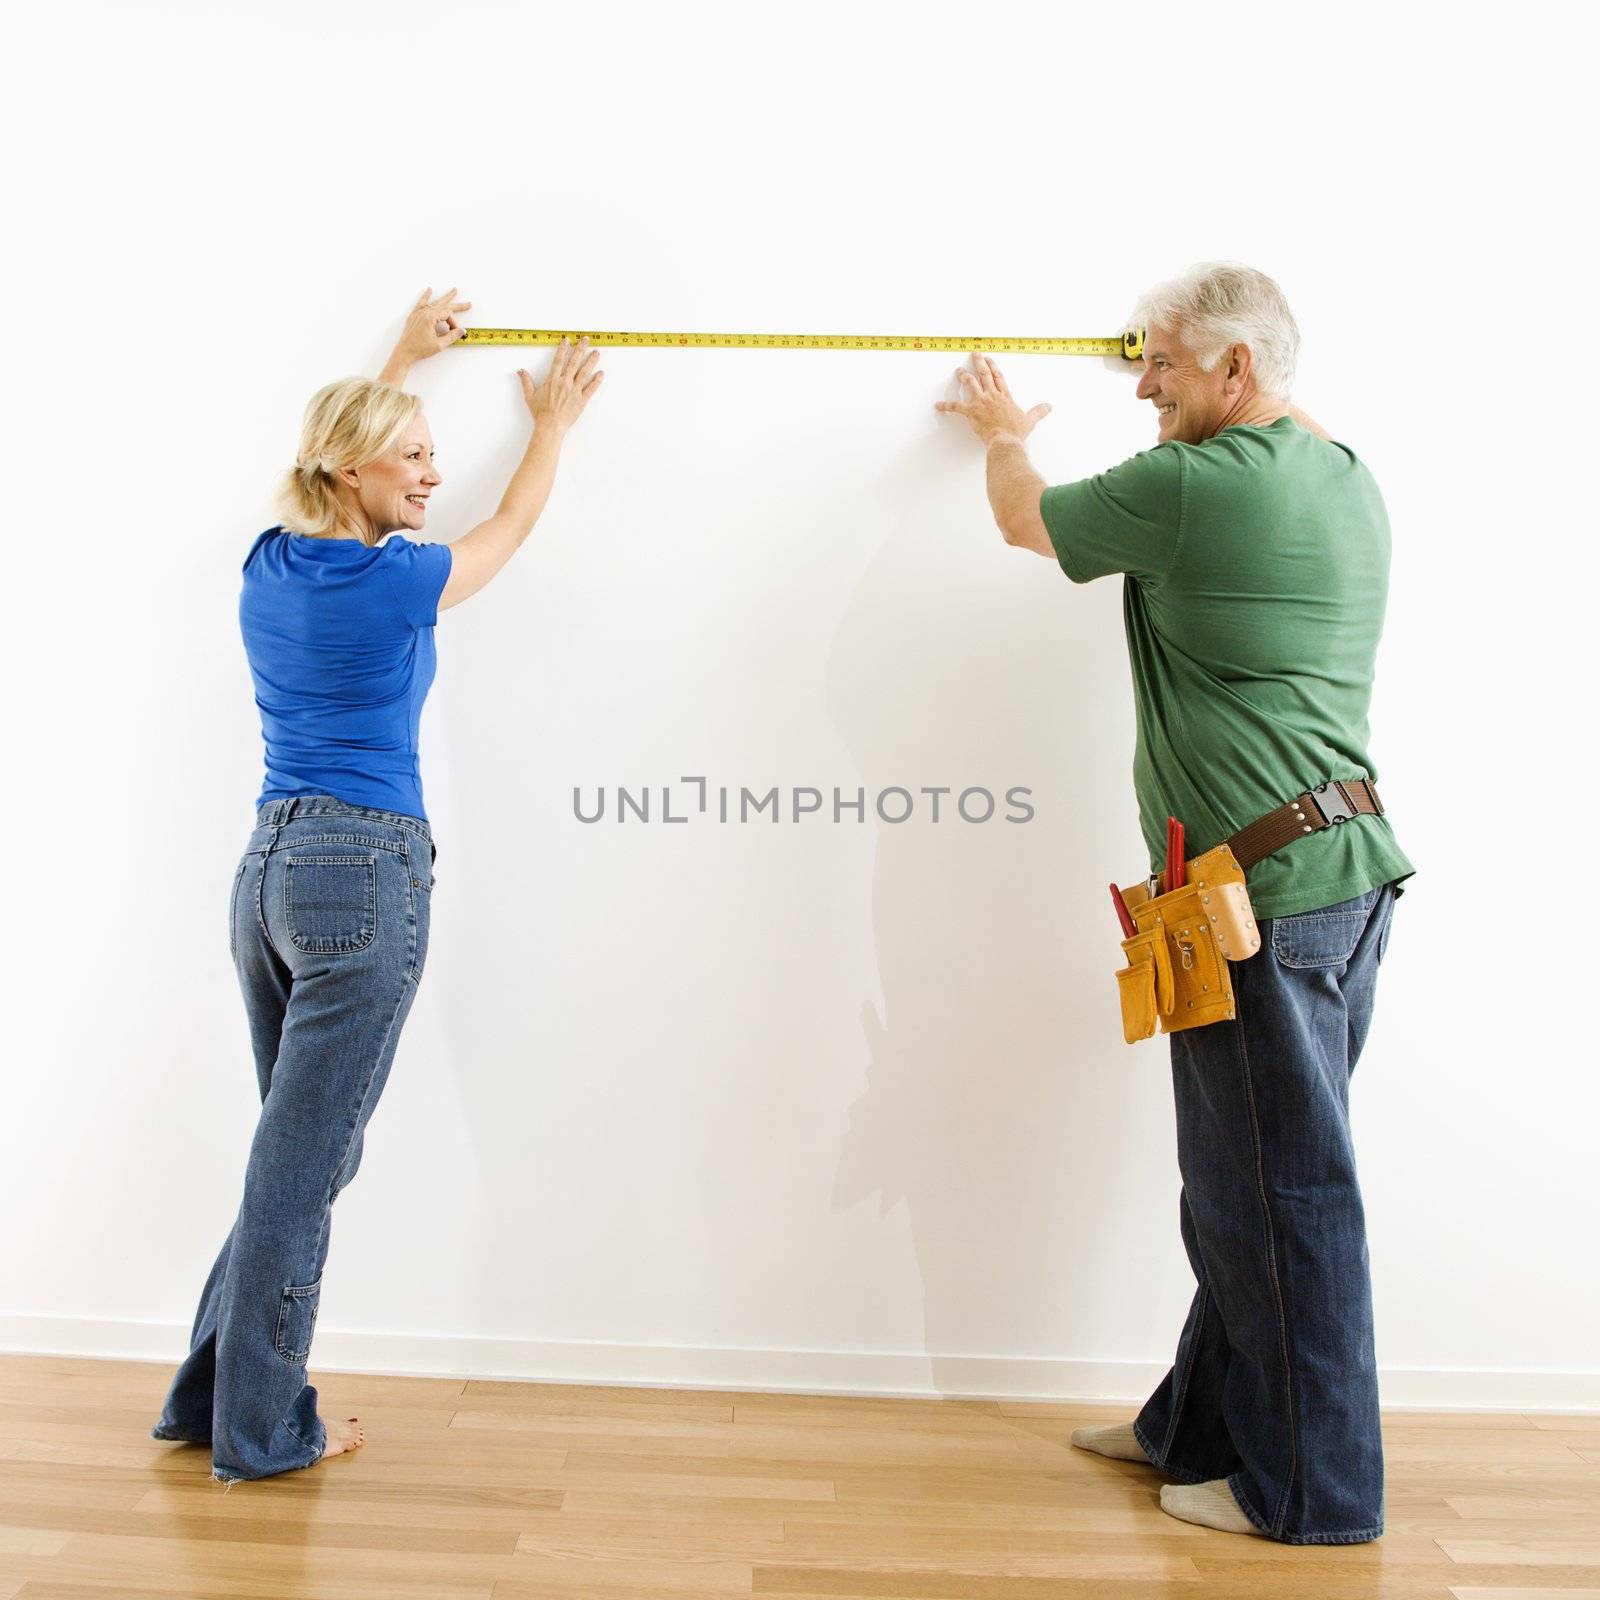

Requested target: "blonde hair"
[{"left": 275, "top": 377, "right": 421, "bottom": 545}]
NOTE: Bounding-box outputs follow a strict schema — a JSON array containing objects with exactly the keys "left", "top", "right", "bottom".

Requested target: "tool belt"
[{"left": 1113, "top": 778, "right": 1385, "bottom": 1044}]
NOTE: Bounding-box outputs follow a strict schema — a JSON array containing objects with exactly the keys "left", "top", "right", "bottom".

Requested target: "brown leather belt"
[{"left": 1225, "top": 778, "right": 1385, "bottom": 872}]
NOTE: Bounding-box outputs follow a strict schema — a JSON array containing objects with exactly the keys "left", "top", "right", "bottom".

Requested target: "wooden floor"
[{"left": 1, "top": 1356, "right": 1597, "bottom": 1599}]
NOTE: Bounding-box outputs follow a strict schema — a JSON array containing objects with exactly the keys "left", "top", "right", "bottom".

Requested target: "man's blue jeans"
[
  {"left": 1134, "top": 881, "right": 1398, "bottom": 1544},
  {"left": 152, "top": 796, "right": 435, "bottom": 1481}
]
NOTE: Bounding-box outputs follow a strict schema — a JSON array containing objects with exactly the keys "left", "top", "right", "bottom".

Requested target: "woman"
[{"left": 152, "top": 289, "right": 603, "bottom": 1482}]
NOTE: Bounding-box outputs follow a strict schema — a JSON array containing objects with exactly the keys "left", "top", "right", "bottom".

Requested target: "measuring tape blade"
[{"left": 459, "top": 327, "right": 1145, "bottom": 360}]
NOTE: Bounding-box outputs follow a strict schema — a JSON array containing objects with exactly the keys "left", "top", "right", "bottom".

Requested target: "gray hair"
[{"left": 1132, "top": 262, "right": 1300, "bottom": 397}]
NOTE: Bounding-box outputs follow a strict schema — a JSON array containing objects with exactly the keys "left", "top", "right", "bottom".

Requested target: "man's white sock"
[
  {"left": 1068, "top": 1421, "right": 1152, "bottom": 1464},
  {"left": 1159, "top": 1478, "right": 1263, "bottom": 1535}
]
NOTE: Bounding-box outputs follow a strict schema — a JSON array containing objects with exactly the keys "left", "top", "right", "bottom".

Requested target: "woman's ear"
[{"left": 337, "top": 465, "right": 361, "bottom": 489}]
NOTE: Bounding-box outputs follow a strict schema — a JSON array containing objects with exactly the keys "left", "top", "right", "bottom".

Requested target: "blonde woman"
[{"left": 152, "top": 290, "right": 603, "bottom": 1482}]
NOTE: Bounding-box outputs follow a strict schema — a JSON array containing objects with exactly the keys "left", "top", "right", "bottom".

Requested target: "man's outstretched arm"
[
  {"left": 984, "top": 433, "right": 1053, "bottom": 556},
  {"left": 935, "top": 352, "right": 1056, "bottom": 557}
]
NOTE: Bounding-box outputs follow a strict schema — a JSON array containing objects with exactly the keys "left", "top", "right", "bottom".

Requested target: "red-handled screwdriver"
[{"left": 1109, "top": 881, "right": 1138, "bottom": 939}]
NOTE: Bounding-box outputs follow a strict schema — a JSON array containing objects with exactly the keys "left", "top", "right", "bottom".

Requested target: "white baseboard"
[{"left": 3, "top": 1314, "right": 1595, "bottom": 1413}]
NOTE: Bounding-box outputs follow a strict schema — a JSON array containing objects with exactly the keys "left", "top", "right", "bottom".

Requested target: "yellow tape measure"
[{"left": 459, "top": 327, "right": 1146, "bottom": 360}]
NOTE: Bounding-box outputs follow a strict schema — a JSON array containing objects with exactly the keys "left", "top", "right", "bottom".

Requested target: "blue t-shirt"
[{"left": 240, "top": 527, "right": 453, "bottom": 821}]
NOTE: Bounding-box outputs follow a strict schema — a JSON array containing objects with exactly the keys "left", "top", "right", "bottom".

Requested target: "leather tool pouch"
[{"left": 1113, "top": 842, "right": 1261, "bottom": 1044}]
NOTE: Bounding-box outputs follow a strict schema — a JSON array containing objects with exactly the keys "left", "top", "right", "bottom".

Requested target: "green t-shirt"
[{"left": 1040, "top": 416, "right": 1414, "bottom": 921}]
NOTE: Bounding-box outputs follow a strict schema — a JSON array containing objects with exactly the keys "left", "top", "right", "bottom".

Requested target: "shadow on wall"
[{"left": 825, "top": 427, "right": 1141, "bottom": 1386}]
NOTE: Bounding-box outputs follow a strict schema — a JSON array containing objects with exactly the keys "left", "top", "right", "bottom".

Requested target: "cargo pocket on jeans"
[
  {"left": 285, "top": 856, "right": 377, "bottom": 954},
  {"left": 274, "top": 1279, "right": 322, "bottom": 1366}
]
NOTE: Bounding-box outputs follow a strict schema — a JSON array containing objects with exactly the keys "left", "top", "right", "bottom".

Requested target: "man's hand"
[
  {"left": 934, "top": 352, "right": 1051, "bottom": 445},
  {"left": 934, "top": 351, "right": 1054, "bottom": 556},
  {"left": 379, "top": 287, "right": 473, "bottom": 386}
]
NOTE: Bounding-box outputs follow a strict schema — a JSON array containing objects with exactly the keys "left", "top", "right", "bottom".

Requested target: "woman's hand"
[
  {"left": 518, "top": 338, "right": 604, "bottom": 435},
  {"left": 378, "top": 287, "right": 473, "bottom": 386}
]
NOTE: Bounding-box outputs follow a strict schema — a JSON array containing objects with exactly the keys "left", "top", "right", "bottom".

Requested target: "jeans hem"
[
  {"left": 209, "top": 1415, "right": 326, "bottom": 1484},
  {"left": 1227, "top": 1472, "right": 1384, "bottom": 1544},
  {"left": 210, "top": 1446, "right": 323, "bottom": 1484},
  {"left": 150, "top": 1424, "right": 210, "bottom": 1445},
  {"left": 1130, "top": 1419, "right": 1210, "bottom": 1484}
]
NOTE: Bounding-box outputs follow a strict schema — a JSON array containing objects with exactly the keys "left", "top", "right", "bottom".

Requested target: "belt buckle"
[{"left": 1307, "top": 780, "right": 1357, "bottom": 826}]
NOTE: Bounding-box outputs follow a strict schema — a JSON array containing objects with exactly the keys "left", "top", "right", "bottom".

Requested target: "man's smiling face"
[{"left": 1134, "top": 323, "right": 1237, "bottom": 445}]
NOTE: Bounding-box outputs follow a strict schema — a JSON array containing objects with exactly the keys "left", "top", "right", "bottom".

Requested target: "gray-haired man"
[{"left": 938, "top": 263, "right": 1414, "bottom": 1544}]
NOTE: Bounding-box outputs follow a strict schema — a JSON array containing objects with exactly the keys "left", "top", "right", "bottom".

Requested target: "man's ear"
[{"left": 1225, "top": 342, "right": 1254, "bottom": 394}]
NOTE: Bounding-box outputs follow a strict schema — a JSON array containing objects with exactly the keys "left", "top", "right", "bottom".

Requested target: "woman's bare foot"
[{"left": 319, "top": 1416, "right": 364, "bottom": 1461}]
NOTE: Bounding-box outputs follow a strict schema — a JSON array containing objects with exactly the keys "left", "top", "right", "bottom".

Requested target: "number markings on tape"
[{"left": 458, "top": 328, "right": 1145, "bottom": 359}]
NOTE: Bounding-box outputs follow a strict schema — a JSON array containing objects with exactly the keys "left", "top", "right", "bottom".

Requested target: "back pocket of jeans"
[
  {"left": 228, "top": 858, "right": 247, "bottom": 963},
  {"left": 1270, "top": 894, "right": 1372, "bottom": 969},
  {"left": 274, "top": 1279, "right": 322, "bottom": 1365},
  {"left": 285, "top": 856, "right": 377, "bottom": 954}
]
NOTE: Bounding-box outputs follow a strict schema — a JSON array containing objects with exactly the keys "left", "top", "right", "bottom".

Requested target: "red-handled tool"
[
  {"left": 1165, "top": 815, "right": 1186, "bottom": 892},
  {"left": 1109, "top": 881, "right": 1138, "bottom": 940}
]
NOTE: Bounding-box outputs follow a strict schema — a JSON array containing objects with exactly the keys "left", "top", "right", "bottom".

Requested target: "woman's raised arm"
[
  {"left": 437, "top": 338, "right": 603, "bottom": 613},
  {"left": 378, "top": 287, "right": 473, "bottom": 388}
]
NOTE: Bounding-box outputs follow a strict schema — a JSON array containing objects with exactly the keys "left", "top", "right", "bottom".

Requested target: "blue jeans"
[
  {"left": 1134, "top": 882, "right": 1398, "bottom": 1544},
  {"left": 152, "top": 796, "right": 435, "bottom": 1481}
]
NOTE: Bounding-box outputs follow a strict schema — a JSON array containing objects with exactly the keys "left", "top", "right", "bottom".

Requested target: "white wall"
[{"left": 4, "top": 1, "right": 1594, "bottom": 1409}]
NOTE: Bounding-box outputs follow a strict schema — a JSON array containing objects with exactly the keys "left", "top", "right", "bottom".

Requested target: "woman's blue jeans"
[
  {"left": 1134, "top": 881, "right": 1398, "bottom": 1544},
  {"left": 152, "top": 796, "right": 435, "bottom": 1481}
]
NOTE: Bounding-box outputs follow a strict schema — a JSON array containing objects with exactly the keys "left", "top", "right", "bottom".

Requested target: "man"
[{"left": 936, "top": 262, "right": 1414, "bottom": 1545}]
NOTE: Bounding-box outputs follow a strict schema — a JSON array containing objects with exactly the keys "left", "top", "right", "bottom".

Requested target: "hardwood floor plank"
[
  {"left": 779, "top": 1505, "right": 1191, "bottom": 1540},
  {"left": 0, "top": 1500, "right": 522, "bottom": 1556},
  {"left": 1435, "top": 1536, "right": 1600, "bottom": 1564},
  {"left": 746, "top": 1588, "right": 1217, "bottom": 1600},
  {"left": 1446, "top": 1494, "right": 1600, "bottom": 1521},
  {"left": 1449, "top": 1587, "right": 1600, "bottom": 1598},
  {"left": 1388, "top": 1463, "right": 1600, "bottom": 1486},
  {"left": 1389, "top": 1516, "right": 1600, "bottom": 1540},
  {"left": 449, "top": 1409, "right": 737, "bottom": 1442},
  {"left": 751, "top": 1566, "right": 1201, "bottom": 1595},
  {"left": 455, "top": 1394, "right": 736, "bottom": 1425},
  {"left": 8, "top": 1586, "right": 459, "bottom": 1600},
  {"left": 463, "top": 1380, "right": 738, "bottom": 1410},
  {"left": 1200, "top": 1559, "right": 1600, "bottom": 1595},
  {"left": 512, "top": 1507, "right": 787, "bottom": 1553},
  {"left": 1459, "top": 1587, "right": 1600, "bottom": 1600},
  {"left": 1370, "top": 1432, "right": 1591, "bottom": 1466},
  {"left": 132, "top": 1481, "right": 565, "bottom": 1535},
  {"left": 19, "top": 1532, "right": 515, "bottom": 1599},
  {"left": 1380, "top": 1415, "right": 1545, "bottom": 1432},
  {"left": 0, "top": 1528, "right": 68, "bottom": 1556},
  {"left": 500, "top": 1548, "right": 756, "bottom": 1592},
  {"left": 730, "top": 1402, "right": 1014, "bottom": 1436},
  {"left": 993, "top": 1402, "right": 1129, "bottom": 1419},
  {"left": 0, "top": 1560, "right": 494, "bottom": 1600}
]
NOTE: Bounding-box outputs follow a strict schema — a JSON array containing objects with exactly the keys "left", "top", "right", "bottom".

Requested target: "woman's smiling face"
[{"left": 346, "top": 412, "right": 441, "bottom": 535}]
